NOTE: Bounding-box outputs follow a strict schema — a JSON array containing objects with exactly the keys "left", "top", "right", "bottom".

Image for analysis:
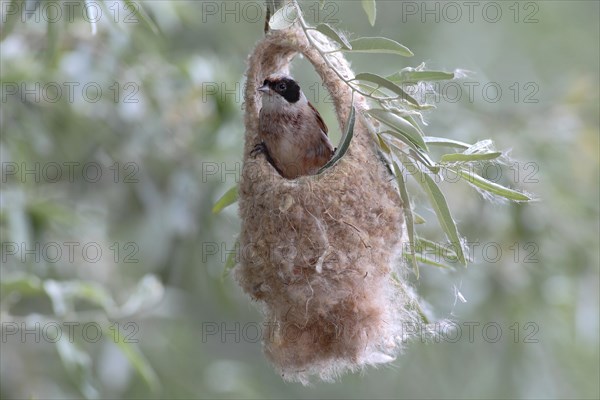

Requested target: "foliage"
[{"left": 216, "top": 0, "right": 533, "bottom": 277}]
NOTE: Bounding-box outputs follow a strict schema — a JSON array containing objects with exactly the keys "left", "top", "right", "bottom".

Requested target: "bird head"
[{"left": 258, "top": 74, "right": 302, "bottom": 105}]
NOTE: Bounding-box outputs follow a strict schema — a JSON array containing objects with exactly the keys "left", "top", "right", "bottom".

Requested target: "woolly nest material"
[{"left": 235, "top": 25, "right": 424, "bottom": 384}]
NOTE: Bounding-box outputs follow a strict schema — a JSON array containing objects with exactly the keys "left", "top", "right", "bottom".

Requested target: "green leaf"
[
  {"left": 314, "top": 24, "right": 352, "bottom": 49},
  {"left": 419, "top": 173, "right": 466, "bottom": 265},
  {"left": 318, "top": 105, "right": 356, "bottom": 173},
  {"left": 414, "top": 253, "right": 455, "bottom": 270},
  {"left": 116, "top": 274, "right": 164, "bottom": 317},
  {"left": 366, "top": 109, "right": 427, "bottom": 150},
  {"left": 113, "top": 334, "right": 161, "bottom": 392},
  {"left": 1, "top": 273, "right": 43, "bottom": 297},
  {"left": 355, "top": 72, "right": 419, "bottom": 106},
  {"left": 415, "top": 236, "right": 459, "bottom": 262},
  {"left": 212, "top": 186, "right": 238, "bottom": 214},
  {"left": 382, "top": 133, "right": 439, "bottom": 173},
  {"left": 388, "top": 70, "right": 455, "bottom": 83},
  {"left": 43, "top": 280, "right": 117, "bottom": 316},
  {"left": 454, "top": 168, "right": 532, "bottom": 202},
  {"left": 376, "top": 132, "right": 393, "bottom": 155},
  {"left": 396, "top": 153, "right": 466, "bottom": 266},
  {"left": 424, "top": 136, "right": 471, "bottom": 149},
  {"left": 409, "top": 149, "right": 440, "bottom": 173},
  {"left": 346, "top": 37, "right": 413, "bottom": 57},
  {"left": 440, "top": 152, "right": 502, "bottom": 163},
  {"left": 123, "top": 0, "right": 160, "bottom": 35},
  {"left": 381, "top": 131, "right": 420, "bottom": 152},
  {"left": 413, "top": 211, "right": 426, "bottom": 224},
  {"left": 404, "top": 114, "right": 425, "bottom": 133},
  {"left": 353, "top": 83, "right": 388, "bottom": 99},
  {"left": 55, "top": 340, "right": 99, "bottom": 399},
  {"left": 269, "top": 4, "right": 298, "bottom": 30},
  {"left": 222, "top": 238, "right": 239, "bottom": 280},
  {"left": 0, "top": 0, "right": 20, "bottom": 41},
  {"left": 361, "top": 0, "right": 377, "bottom": 26},
  {"left": 392, "top": 162, "right": 418, "bottom": 277}
]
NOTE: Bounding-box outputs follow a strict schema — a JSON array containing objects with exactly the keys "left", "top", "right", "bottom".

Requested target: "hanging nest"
[{"left": 235, "top": 24, "right": 424, "bottom": 384}]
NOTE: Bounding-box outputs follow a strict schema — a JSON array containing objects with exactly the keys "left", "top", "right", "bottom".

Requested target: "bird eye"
[
  {"left": 263, "top": 79, "right": 269, "bottom": 85},
  {"left": 278, "top": 82, "right": 287, "bottom": 91}
]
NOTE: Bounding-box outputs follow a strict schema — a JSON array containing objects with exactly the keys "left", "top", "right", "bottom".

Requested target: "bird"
[{"left": 252, "top": 73, "right": 334, "bottom": 179}]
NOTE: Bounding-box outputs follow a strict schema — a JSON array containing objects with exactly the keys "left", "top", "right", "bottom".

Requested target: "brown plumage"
[{"left": 254, "top": 73, "right": 334, "bottom": 179}]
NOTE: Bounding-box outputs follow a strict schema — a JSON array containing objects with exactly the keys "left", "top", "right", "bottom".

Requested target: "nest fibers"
[{"left": 235, "top": 25, "right": 425, "bottom": 384}]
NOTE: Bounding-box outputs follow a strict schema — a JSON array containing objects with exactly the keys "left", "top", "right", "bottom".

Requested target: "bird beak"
[{"left": 258, "top": 84, "right": 270, "bottom": 93}]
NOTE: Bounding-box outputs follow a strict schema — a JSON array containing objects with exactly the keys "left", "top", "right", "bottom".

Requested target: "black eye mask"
[{"left": 270, "top": 78, "right": 301, "bottom": 103}]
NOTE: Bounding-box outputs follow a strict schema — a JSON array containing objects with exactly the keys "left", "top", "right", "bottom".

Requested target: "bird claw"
[
  {"left": 249, "top": 141, "right": 284, "bottom": 177},
  {"left": 250, "top": 142, "right": 266, "bottom": 158}
]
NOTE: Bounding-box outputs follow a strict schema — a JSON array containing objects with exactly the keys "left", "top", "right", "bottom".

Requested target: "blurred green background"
[{"left": 1, "top": 1, "right": 598, "bottom": 399}]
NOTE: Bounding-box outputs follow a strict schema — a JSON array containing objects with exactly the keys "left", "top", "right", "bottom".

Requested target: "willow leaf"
[
  {"left": 0, "top": 0, "right": 20, "bottom": 40},
  {"left": 355, "top": 73, "right": 419, "bottom": 106},
  {"left": 388, "top": 70, "right": 455, "bottom": 83},
  {"left": 113, "top": 336, "right": 160, "bottom": 392},
  {"left": 414, "top": 253, "right": 455, "bottom": 270},
  {"left": 361, "top": 0, "right": 377, "bottom": 26},
  {"left": 123, "top": 0, "right": 160, "bottom": 35},
  {"left": 424, "top": 136, "right": 471, "bottom": 149},
  {"left": 1, "top": 273, "right": 43, "bottom": 297},
  {"left": 366, "top": 109, "right": 427, "bottom": 150},
  {"left": 315, "top": 24, "right": 352, "bottom": 49},
  {"left": 409, "top": 149, "right": 440, "bottom": 173},
  {"left": 454, "top": 168, "right": 532, "bottom": 201},
  {"left": 413, "top": 211, "right": 426, "bottom": 224},
  {"left": 347, "top": 37, "right": 413, "bottom": 57},
  {"left": 396, "top": 152, "right": 466, "bottom": 266},
  {"left": 415, "top": 236, "right": 459, "bottom": 262},
  {"left": 440, "top": 152, "right": 502, "bottom": 163},
  {"left": 393, "top": 162, "right": 418, "bottom": 277},
  {"left": 420, "top": 174, "right": 465, "bottom": 265},
  {"left": 212, "top": 186, "right": 238, "bottom": 214},
  {"left": 222, "top": 238, "right": 239, "bottom": 280},
  {"left": 419, "top": 174, "right": 466, "bottom": 265},
  {"left": 269, "top": 5, "right": 298, "bottom": 30}
]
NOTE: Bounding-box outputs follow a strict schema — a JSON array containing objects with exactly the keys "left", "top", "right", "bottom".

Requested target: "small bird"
[{"left": 252, "top": 74, "right": 334, "bottom": 179}]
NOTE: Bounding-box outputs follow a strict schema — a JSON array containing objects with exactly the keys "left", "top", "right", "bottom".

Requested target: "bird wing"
[
  {"left": 320, "top": 130, "right": 334, "bottom": 155},
  {"left": 308, "top": 101, "right": 328, "bottom": 135}
]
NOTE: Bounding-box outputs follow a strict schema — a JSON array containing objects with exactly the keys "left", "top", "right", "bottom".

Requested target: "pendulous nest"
[{"left": 235, "top": 24, "right": 424, "bottom": 384}]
